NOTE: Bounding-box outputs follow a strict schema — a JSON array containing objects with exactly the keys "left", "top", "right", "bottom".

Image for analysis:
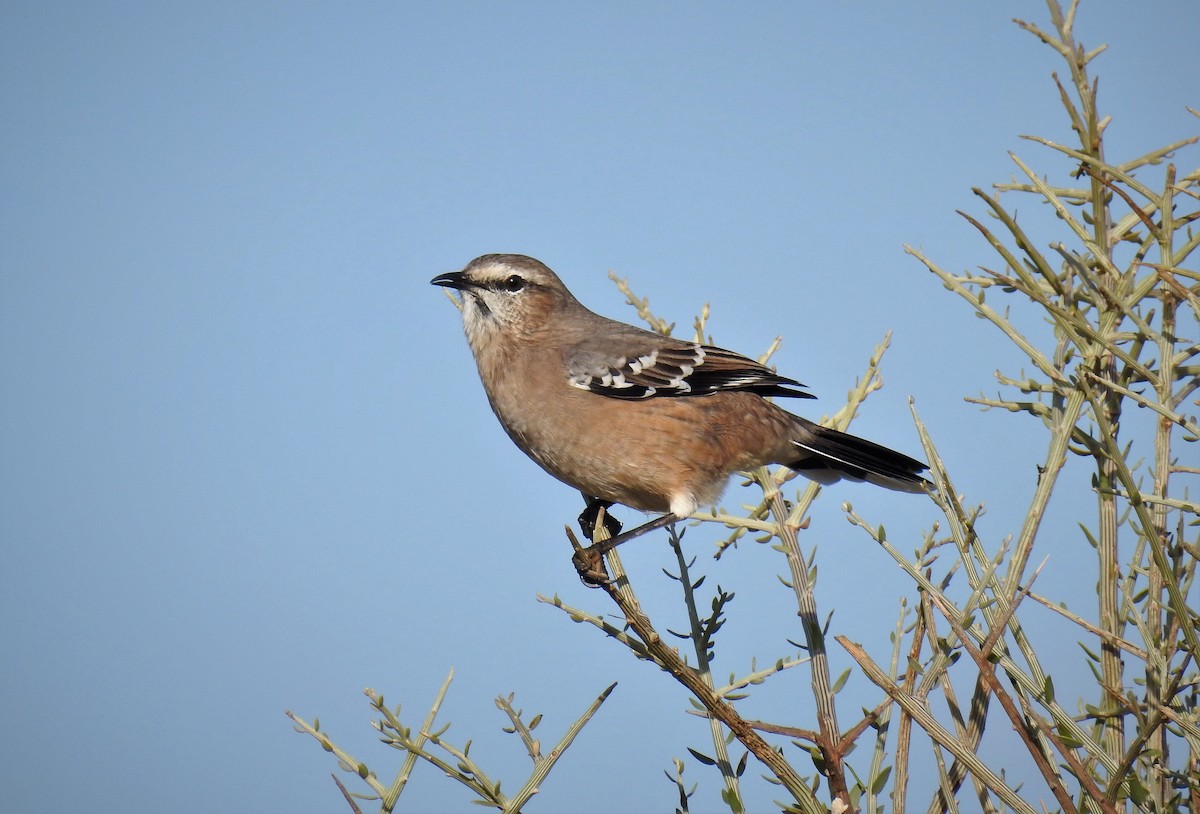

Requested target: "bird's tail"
[{"left": 786, "top": 417, "right": 929, "bottom": 493}]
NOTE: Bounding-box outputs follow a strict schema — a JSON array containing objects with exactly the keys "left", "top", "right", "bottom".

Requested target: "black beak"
[{"left": 430, "top": 271, "right": 469, "bottom": 290}]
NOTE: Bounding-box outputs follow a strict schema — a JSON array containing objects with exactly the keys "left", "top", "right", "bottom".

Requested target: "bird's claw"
[{"left": 571, "top": 546, "right": 610, "bottom": 587}]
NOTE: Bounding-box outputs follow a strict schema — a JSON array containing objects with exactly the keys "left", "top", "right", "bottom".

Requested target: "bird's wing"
[{"left": 565, "top": 335, "right": 814, "bottom": 400}]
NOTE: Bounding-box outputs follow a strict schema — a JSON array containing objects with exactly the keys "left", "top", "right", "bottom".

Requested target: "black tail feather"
[{"left": 788, "top": 419, "right": 929, "bottom": 493}]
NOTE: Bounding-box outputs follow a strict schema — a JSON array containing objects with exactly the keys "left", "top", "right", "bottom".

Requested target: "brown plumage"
[{"left": 432, "top": 254, "right": 928, "bottom": 519}]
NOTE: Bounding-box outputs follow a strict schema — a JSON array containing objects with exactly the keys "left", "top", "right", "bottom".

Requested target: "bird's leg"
[
  {"left": 571, "top": 512, "right": 678, "bottom": 586},
  {"left": 589, "top": 512, "right": 677, "bottom": 556},
  {"left": 577, "top": 495, "right": 623, "bottom": 541}
]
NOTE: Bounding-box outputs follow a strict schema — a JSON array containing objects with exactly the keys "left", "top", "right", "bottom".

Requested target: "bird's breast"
[{"left": 476, "top": 349, "right": 796, "bottom": 513}]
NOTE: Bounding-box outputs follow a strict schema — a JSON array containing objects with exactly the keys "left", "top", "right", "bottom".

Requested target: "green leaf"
[
  {"left": 687, "top": 747, "right": 716, "bottom": 766},
  {"left": 1055, "top": 722, "right": 1083, "bottom": 748},
  {"left": 808, "top": 746, "right": 827, "bottom": 774},
  {"left": 831, "top": 668, "right": 851, "bottom": 694},
  {"left": 1124, "top": 777, "right": 1149, "bottom": 805}
]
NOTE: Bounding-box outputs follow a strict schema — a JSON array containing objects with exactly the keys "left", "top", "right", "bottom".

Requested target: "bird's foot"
[{"left": 571, "top": 546, "right": 610, "bottom": 587}]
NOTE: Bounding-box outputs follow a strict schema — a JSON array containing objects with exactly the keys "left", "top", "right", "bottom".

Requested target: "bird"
[{"left": 431, "top": 254, "right": 928, "bottom": 573}]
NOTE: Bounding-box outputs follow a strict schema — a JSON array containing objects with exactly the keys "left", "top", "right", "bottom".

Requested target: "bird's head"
[{"left": 431, "top": 254, "right": 577, "bottom": 348}]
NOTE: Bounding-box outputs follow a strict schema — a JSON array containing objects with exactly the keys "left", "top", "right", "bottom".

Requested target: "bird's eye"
[{"left": 502, "top": 275, "right": 526, "bottom": 292}]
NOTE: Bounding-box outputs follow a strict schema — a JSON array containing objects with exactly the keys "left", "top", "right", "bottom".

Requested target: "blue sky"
[{"left": 2, "top": 2, "right": 1197, "bottom": 812}]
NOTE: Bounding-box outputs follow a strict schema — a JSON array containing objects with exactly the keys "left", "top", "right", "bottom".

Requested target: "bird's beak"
[{"left": 430, "top": 271, "right": 469, "bottom": 290}]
